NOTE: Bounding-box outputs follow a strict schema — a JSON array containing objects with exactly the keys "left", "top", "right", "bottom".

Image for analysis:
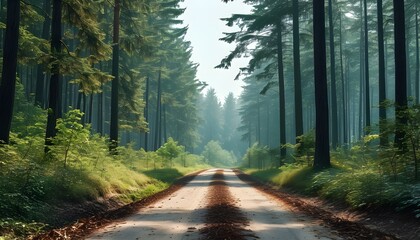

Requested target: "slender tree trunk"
[
  {"left": 144, "top": 76, "right": 150, "bottom": 151},
  {"left": 257, "top": 96, "right": 261, "bottom": 144},
  {"left": 154, "top": 71, "right": 162, "bottom": 151},
  {"left": 292, "top": 0, "right": 303, "bottom": 141},
  {"left": 276, "top": 21, "right": 286, "bottom": 160},
  {"left": 45, "top": 0, "right": 62, "bottom": 149},
  {"left": 88, "top": 93, "right": 93, "bottom": 124},
  {"left": 394, "top": 0, "right": 407, "bottom": 149},
  {"left": 35, "top": 0, "right": 51, "bottom": 107},
  {"left": 339, "top": 13, "right": 347, "bottom": 146},
  {"left": 328, "top": 0, "right": 338, "bottom": 149},
  {"left": 82, "top": 94, "right": 87, "bottom": 124},
  {"left": 359, "top": 0, "right": 364, "bottom": 139},
  {"left": 364, "top": 0, "right": 371, "bottom": 134},
  {"left": 0, "top": 0, "right": 20, "bottom": 144},
  {"left": 378, "top": 0, "right": 387, "bottom": 146},
  {"left": 266, "top": 102, "right": 270, "bottom": 146},
  {"left": 63, "top": 78, "right": 68, "bottom": 113},
  {"left": 109, "top": 0, "right": 120, "bottom": 151},
  {"left": 416, "top": 1, "right": 419, "bottom": 104},
  {"left": 313, "top": 0, "right": 331, "bottom": 169},
  {"left": 163, "top": 104, "right": 167, "bottom": 143}
]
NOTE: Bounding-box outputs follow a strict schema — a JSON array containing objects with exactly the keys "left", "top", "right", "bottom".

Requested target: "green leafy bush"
[
  {"left": 49, "top": 109, "right": 90, "bottom": 169},
  {"left": 157, "top": 137, "right": 185, "bottom": 167},
  {"left": 242, "top": 143, "right": 273, "bottom": 169},
  {"left": 202, "top": 141, "right": 237, "bottom": 167}
]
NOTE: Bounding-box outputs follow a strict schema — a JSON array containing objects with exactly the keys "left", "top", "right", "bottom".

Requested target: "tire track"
[{"left": 200, "top": 169, "right": 257, "bottom": 240}]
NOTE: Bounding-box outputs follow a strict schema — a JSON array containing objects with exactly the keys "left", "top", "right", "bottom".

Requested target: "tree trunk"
[
  {"left": 163, "top": 104, "right": 167, "bottom": 143},
  {"left": 358, "top": 0, "right": 364, "bottom": 140},
  {"left": 144, "top": 76, "right": 150, "bottom": 151},
  {"left": 97, "top": 90, "right": 103, "bottom": 134},
  {"left": 276, "top": 21, "right": 286, "bottom": 160},
  {"left": 109, "top": 0, "right": 120, "bottom": 151},
  {"left": 416, "top": 1, "right": 419, "bottom": 104},
  {"left": 257, "top": 96, "right": 261, "bottom": 144},
  {"left": 328, "top": 0, "right": 338, "bottom": 149},
  {"left": 313, "top": 0, "right": 331, "bottom": 169},
  {"left": 154, "top": 71, "right": 162, "bottom": 151},
  {"left": 364, "top": 0, "right": 371, "bottom": 134},
  {"left": 45, "top": 0, "right": 62, "bottom": 149},
  {"left": 339, "top": 12, "right": 347, "bottom": 146},
  {"left": 0, "top": 0, "right": 20, "bottom": 144},
  {"left": 292, "top": 0, "right": 303, "bottom": 141},
  {"left": 393, "top": 0, "right": 407, "bottom": 149},
  {"left": 88, "top": 93, "right": 93, "bottom": 124},
  {"left": 35, "top": 0, "right": 51, "bottom": 108},
  {"left": 378, "top": 0, "right": 387, "bottom": 146}
]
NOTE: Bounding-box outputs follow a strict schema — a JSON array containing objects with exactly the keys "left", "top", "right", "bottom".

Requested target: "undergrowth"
[
  {"left": 245, "top": 160, "right": 420, "bottom": 217},
  {"left": 0, "top": 109, "right": 208, "bottom": 239}
]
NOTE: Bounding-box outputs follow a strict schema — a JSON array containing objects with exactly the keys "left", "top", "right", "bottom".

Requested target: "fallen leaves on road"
[{"left": 200, "top": 169, "right": 257, "bottom": 240}]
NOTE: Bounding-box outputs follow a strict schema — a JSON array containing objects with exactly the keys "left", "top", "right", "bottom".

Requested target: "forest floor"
[{"left": 31, "top": 169, "right": 419, "bottom": 240}]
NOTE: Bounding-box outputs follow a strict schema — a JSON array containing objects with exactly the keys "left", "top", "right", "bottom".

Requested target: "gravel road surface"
[{"left": 87, "top": 169, "right": 340, "bottom": 240}]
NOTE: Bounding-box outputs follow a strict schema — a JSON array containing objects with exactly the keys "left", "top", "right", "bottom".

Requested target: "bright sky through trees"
[{"left": 180, "top": 0, "right": 252, "bottom": 101}]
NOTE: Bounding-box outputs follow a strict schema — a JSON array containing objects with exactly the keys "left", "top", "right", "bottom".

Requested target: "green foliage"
[
  {"left": 399, "top": 185, "right": 420, "bottom": 218},
  {"left": 157, "top": 137, "right": 185, "bottom": 167},
  {"left": 120, "top": 181, "right": 168, "bottom": 203},
  {"left": 201, "top": 141, "right": 237, "bottom": 167},
  {"left": 287, "top": 130, "right": 315, "bottom": 166},
  {"left": 11, "top": 83, "right": 46, "bottom": 138},
  {"left": 1, "top": 100, "right": 205, "bottom": 239},
  {"left": 50, "top": 109, "right": 90, "bottom": 168},
  {"left": 242, "top": 143, "right": 275, "bottom": 169},
  {"left": 143, "top": 168, "right": 184, "bottom": 184},
  {"left": 0, "top": 219, "right": 46, "bottom": 239},
  {"left": 247, "top": 162, "right": 420, "bottom": 217}
]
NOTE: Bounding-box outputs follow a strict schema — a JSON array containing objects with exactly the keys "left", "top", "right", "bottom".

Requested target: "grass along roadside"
[
  {"left": 29, "top": 169, "right": 206, "bottom": 240},
  {"left": 243, "top": 164, "right": 420, "bottom": 213},
  {"left": 0, "top": 156, "right": 207, "bottom": 240}
]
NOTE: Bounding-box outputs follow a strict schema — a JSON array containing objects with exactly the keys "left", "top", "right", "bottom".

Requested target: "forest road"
[{"left": 86, "top": 169, "right": 340, "bottom": 240}]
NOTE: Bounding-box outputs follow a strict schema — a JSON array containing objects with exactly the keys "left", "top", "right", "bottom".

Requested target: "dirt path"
[
  {"left": 87, "top": 169, "right": 340, "bottom": 240},
  {"left": 86, "top": 170, "right": 212, "bottom": 240}
]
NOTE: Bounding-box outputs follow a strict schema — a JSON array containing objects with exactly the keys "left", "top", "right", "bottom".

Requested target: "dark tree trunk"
[
  {"left": 88, "top": 93, "right": 93, "bottom": 124},
  {"left": 328, "top": 0, "right": 338, "bottom": 149},
  {"left": 393, "top": 0, "right": 407, "bottom": 149},
  {"left": 109, "top": 0, "right": 120, "bottom": 151},
  {"left": 313, "top": 0, "right": 331, "bottom": 169},
  {"left": 292, "top": 0, "right": 303, "bottom": 141},
  {"left": 45, "top": 0, "right": 62, "bottom": 149},
  {"left": 364, "top": 0, "right": 371, "bottom": 134},
  {"left": 266, "top": 102, "right": 270, "bottom": 146},
  {"left": 163, "top": 104, "right": 167, "bottom": 143},
  {"left": 62, "top": 78, "right": 68, "bottom": 113},
  {"left": 416, "top": 1, "right": 419, "bottom": 104},
  {"left": 35, "top": 0, "right": 51, "bottom": 108},
  {"left": 276, "top": 21, "right": 286, "bottom": 160},
  {"left": 76, "top": 90, "right": 82, "bottom": 109},
  {"left": 144, "top": 76, "right": 150, "bottom": 151},
  {"left": 257, "top": 96, "right": 261, "bottom": 144},
  {"left": 97, "top": 89, "right": 103, "bottom": 134},
  {"left": 0, "top": 0, "right": 20, "bottom": 144},
  {"left": 358, "top": 0, "right": 364, "bottom": 140},
  {"left": 378, "top": 0, "right": 387, "bottom": 146},
  {"left": 154, "top": 71, "right": 162, "bottom": 151},
  {"left": 339, "top": 13, "right": 347, "bottom": 146}
]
